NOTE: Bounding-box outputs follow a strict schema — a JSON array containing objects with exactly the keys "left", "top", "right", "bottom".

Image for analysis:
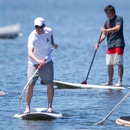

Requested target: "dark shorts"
[{"left": 28, "top": 60, "right": 54, "bottom": 85}]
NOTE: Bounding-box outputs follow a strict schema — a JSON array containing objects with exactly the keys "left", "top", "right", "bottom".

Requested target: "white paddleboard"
[
  {"left": 53, "top": 80, "right": 125, "bottom": 89},
  {"left": 14, "top": 108, "right": 62, "bottom": 120}
]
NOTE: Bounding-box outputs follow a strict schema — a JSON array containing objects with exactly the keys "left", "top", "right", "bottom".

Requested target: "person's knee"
[
  {"left": 28, "top": 85, "right": 34, "bottom": 90},
  {"left": 47, "top": 84, "right": 53, "bottom": 89},
  {"left": 118, "top": 65, "right": 123, "bottom": 69}
]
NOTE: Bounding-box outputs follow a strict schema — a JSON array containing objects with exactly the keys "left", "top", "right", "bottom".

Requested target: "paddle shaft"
[
  {"left": 96, "top": 91, "right": 130, "bottom": 125},
  {"left": 20, "top": 49, "right": 54, "bottom": 103},
  {"left": 85, "top": 50, "right": 97, "bottom": 81},
  {"left": 84, "top": 33, "right": 102, "bottom": 82},
  {"left": 104, "top": 92, "right": 130, "bottom": 120}
]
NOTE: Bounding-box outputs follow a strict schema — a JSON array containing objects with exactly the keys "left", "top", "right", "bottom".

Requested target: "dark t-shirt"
[{"left": 104, "top": 15, "right": 125, "bottom": 49}]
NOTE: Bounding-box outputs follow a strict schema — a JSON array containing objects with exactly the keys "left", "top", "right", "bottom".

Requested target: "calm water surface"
[{"left": 0, "top": 0, "right": 130, "bottom": 130}]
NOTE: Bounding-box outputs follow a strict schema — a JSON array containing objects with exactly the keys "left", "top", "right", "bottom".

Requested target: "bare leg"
[
  {"left": 108, "top": 65, "right": 114, "bottom": 84},
  {"left": 118, "top": 65, "right": 123, "bottom": 84},
  {"left": 24, "top": 84, "right": 34, "bottom": 113},
  {"left": 47, "top": 83, "right": 54, "bottom": 112}
]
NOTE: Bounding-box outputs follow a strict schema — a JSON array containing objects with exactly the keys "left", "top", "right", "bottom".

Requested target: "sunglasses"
[{"left": 35, "top": 25, "right": 44, "bottom": 29}]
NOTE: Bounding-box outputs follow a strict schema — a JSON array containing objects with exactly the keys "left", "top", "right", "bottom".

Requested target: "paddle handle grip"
[
  {"left": 37, "top": 56, "right": 47, "bottom": 70},
  {"left": 37, "top": 49, "right": 54, "bottom": 70}
]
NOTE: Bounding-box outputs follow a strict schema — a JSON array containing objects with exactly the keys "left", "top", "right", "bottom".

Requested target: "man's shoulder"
[
  {"left": 44, "top": 27, "right": 52, "bottom": 33},
  {"left": 115, "top": 15, "right": 123, "bottom": 20},
  {"left": 116, "top": 15, "right": 122, "bottom": 18},
  {"left": 29, "top": 30, "right": 36, "bottom": 36},
  {"left": 28, "top": 30, "right": 37, "bottom": 39}
]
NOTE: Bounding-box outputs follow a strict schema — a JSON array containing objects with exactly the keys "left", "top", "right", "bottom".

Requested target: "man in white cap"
[{"left": 24, "top": 17, "right": 58, "bottom": 113}]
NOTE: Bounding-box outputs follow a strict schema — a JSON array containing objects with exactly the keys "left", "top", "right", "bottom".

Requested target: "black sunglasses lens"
[{"left": 35, "top": 25, "right": 43, "bottom": 28}]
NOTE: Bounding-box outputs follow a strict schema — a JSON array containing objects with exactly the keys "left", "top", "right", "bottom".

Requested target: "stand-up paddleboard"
[
  {"left": 115, "top": 116, "right": 130, "bottom": 126},
  {"left": 14, "top": 108, "right": 62, "bottom": 120},
  {"left": 53, "top": 80, "right": 125, "bottom": 89}
]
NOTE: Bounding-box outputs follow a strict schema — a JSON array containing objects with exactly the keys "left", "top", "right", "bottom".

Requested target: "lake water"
[{"left": 0, "top": 0, "right": 130, "bottom": 129}]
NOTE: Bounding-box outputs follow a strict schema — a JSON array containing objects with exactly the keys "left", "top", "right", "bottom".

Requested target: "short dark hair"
[{"left": 104, "top": 5, "right": 116, "bottom": 15}]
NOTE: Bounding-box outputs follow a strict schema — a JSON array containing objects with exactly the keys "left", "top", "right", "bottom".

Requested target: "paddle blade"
[
  {"left": 81, "top": 81, "right": 87, "bottom": 84},
  {"left": 94, "top": 119, "right": 105, "bottom": 125}
]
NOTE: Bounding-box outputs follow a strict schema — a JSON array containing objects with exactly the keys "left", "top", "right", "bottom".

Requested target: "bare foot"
[
  {"left": 114, "top": 82, "right": 122, "bottom": 87},
  {"left": 47, "top": 107, "right": 53, "bottom": 113},
  {"left": 102, "top": 82, "right": 113, "bottom": 86},
  {"left": 24, "top": 109, "right": 30, "bottom": 114}
]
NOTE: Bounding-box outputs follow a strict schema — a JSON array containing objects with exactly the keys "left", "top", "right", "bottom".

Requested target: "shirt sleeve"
[
  {"left": 45, "top": 27, "right": 53, "bottom": 35},
  {"left": 104, "top": 20, "right": 108, "bottom": 29},
  {"left": 27, "top": 33, "right": 35, "bottom": 48},
  {"left": 116, "top": 16, "right": 123, "bottom": 26}
]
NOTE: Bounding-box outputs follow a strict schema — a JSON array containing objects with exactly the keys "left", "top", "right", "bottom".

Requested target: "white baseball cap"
[{"left": 34, "top": 17, "right": 45, "bottom": 26}]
